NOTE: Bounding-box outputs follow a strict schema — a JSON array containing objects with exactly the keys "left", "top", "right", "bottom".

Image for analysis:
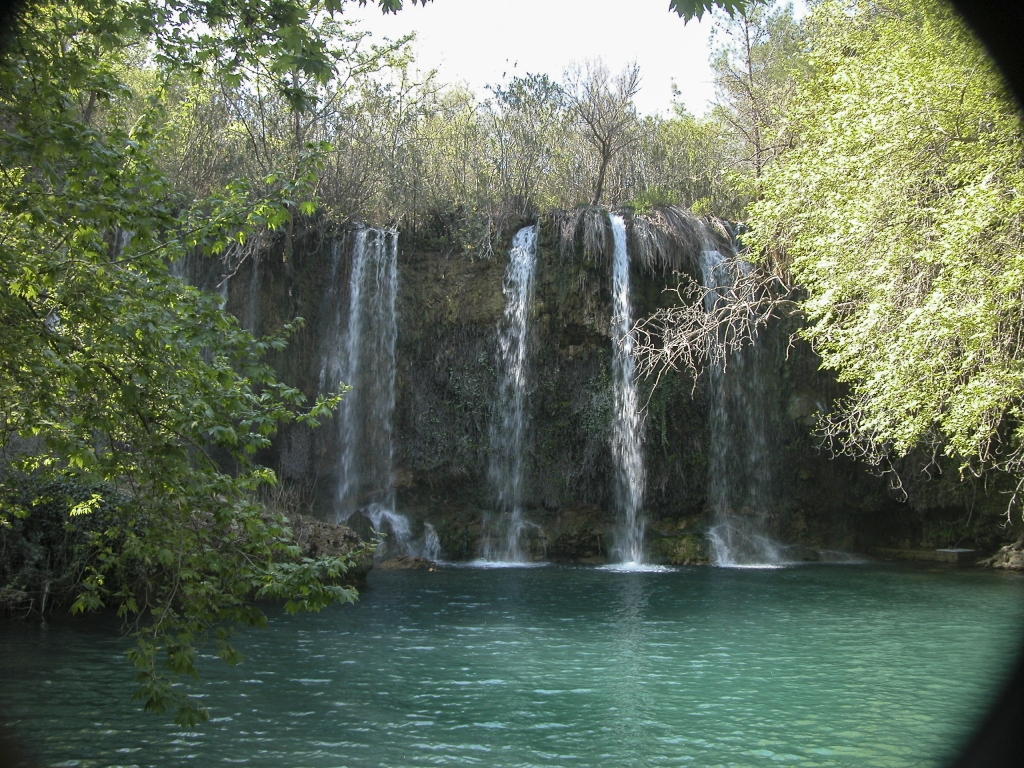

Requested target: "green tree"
[
  {"left": 563, "top": 60, "right": 642, "bottom": 206},
  {"left": 748, "top": 0, "right": 1024, "bottom": 505},
  {"left": 635, "top": 100, "right": 750, "bottom": 217},
  {"left": 710, "top": 0, "right": 806, "bottom": 183},
  {"left": 0, "top": 0, "right": 417, "bottom": 724},
  {"left": 670, "top": 0, "right": 753, "bottom": 21},
  {"left": 484, "top": 73, "right": 566, "bottom": 217}
]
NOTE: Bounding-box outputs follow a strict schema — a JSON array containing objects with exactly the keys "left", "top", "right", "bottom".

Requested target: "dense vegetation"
[
  {"left": 636, "top": 0, "right": 1024, "bottom": 513},
  {"left": 1, "top": 0, "right": 1022, "bottom": 724},
  {"left": 748, "top": 0, "right": 1024, "bottom": 508},
  {"left": 0, "top": 0, "right": 423, "bottom": 724}
]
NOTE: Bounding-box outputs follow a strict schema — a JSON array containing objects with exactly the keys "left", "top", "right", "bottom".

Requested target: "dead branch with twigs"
[{"left": 632, "top": 260, "right": 796, "bottom": 391}]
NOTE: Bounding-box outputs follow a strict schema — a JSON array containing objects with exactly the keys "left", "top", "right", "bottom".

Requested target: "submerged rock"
[
  {"left": 377, "top": 556, "right": 437, "bottom": 570},
  {"left": 979, "top": 538, "right": 1024, "bottom": 570}
]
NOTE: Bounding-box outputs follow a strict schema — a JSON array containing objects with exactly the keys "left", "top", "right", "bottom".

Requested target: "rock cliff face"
[{"left": 214, "top": 214, "right": 1021, "bottom": 564}]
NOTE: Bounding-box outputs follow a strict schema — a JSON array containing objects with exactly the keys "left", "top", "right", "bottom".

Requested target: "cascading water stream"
[
  {"left": 421, "top": 523, "right": 442, "bottom": 562},
  {"left": 326, "top": 229, "right": 429, "bottom": 558},
  {"left": 484, "top": 225, "right": 539, "bottom": 562},
  {"left": 318, "top": 238, "right": 345, "bottom": 396},
  {"left": 217, "top": 273, "right": 229, "bottom": 310},
  {"left": 699, "top": 246, "right": 785, "bottom": 567},
  {"left": 609, "top": 213, "right": 647, "bottom": 565},
  {"left": 164, "top": 237, "right": 228, "bottom": 308},
  {"left": 335, "top": 230, "right": 376, "bottom": 512},
  {"left": 245, "top": 251, "right": 261, "bottom": 334}
]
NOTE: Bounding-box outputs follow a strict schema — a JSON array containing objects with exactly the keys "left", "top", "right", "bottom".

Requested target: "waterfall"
[
  {"left": 342, "top": 228, "right": 397, "bottom": 510},
  {"left": 422, "top": 523, "right": 442, "bottom": 562},
  {"left": 168, "top": 258, "right": 185, "bottom": 281},
  {"left": 318, "top": 238, "right": 346, "bottom": 396},
  {"left": 609, "top": 213, "right": 647, "bottom": 564},
  {"left": 699, "top": 247, "right": 785, "bottom": 567},
  {"left": 329, "top": 228, "right": 422, "bottom": 557},
  {"left": 484, "top": 225, "right": 539, "bottom": 562},
  {"left": 244, "top": 251, "right": 261, "bottom": 334},
  {"left": 166, "top": 244, "right": 228, "bottom": 309},
  {"left": 217, "top": 268, "right": 229, "bottom": 310}
]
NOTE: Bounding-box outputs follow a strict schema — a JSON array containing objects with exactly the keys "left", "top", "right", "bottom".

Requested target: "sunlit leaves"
[
  {"left": 748, "top": 0, "right": 1024, "bottom": 495},
  {"left": 69, "top": 493, "right": 104, "bottom": 516},
  {"left": 0, "top": 0, "right": 363, "bottom": 724}
]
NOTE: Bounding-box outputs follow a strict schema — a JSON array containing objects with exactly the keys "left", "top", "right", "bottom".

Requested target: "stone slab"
[{"left": 874, "top": 548, "right": 977, "bottom": 564}]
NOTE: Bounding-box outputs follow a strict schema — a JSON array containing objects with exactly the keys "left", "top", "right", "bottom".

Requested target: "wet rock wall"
[{"left": 207, "top": 216, "right": 1020, "bottom": 563}]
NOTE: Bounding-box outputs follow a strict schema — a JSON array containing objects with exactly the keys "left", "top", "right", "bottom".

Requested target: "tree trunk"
[{"left": 592, "top": 150, "right": 611, "bottom": 206}]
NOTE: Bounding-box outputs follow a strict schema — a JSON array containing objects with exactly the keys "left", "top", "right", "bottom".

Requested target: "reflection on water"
[{"left": 2, "top": 564, "right": 1023, "bottom": 767}]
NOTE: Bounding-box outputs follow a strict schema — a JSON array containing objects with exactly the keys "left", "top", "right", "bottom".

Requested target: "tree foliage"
[
  {"left": 641, "top": 100, "right": 751, "bottom": 216},
  {"left": 563, "top": 60, "right": 642, "bottom": 206},
  {"left": 670, "top": 0, "right": 753, "bottom": 21},
  {"left": 0, "top": 0, "right": 421, "bottom": 724},
  {"left": 710, "top": 0, "right": 806, "bottom": 181},
  {"left": 483, "top": 73, "right": 566, "bottom": 216},
  {"left": 748, "top": 0, "right": 1024, "bottom": 502},
  {"left": 176, "top": 49, "right": 752, "bottom": 242}
]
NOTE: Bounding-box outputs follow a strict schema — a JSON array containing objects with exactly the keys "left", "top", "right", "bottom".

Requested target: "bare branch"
[{"left": 633, "top": 259, "right": 795, "bottom": 388}]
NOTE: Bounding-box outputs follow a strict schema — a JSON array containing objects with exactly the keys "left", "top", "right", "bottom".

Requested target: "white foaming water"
[
  {"left": 364, "top": 502, "right": 411, "bottom": 548},
  {"left": 355, "top": 505, "right": 440, "bottom": 561},
  {"left": 609, "top": 214, "right": 646, "bottom": 565},
  {"left": 597, "top": 563, "right": 673, "bottom": 573},
  {"left": 707, "top": 523, "right": 788, "bottom": 568},
  {"left": 485, "top": 225, "right": 539, "bottom": 562},
  {"left": 462, "top": 560, "right": 549, "bottom": 569},
  {"left": 362, "top": 503, "right": 439, "bottom": 560}
]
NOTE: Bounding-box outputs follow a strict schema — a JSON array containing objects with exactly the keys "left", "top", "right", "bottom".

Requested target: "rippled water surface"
[{"left": 3, "top": 564, "right": 1024, "bottom": 767}]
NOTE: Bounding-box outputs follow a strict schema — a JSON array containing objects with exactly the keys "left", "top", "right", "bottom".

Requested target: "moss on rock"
[{"left": 650, "top": 531, "right": 711, "bottom": 566}]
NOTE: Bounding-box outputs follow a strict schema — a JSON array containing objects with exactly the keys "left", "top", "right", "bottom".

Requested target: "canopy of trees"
[
  {"left": 0, "top": 0, "right": 439, "bottom": 724},
  {"left": 748, "top": 0, "right": 1024, "bottom": 501},
  {"left": 155, "top": 51, "right": 753, "bottom": 244}
]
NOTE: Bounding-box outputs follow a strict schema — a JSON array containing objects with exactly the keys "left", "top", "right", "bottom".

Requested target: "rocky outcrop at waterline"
[
  {"left": 287, "top": 514, "right": 374, "bottom": 583},
  {"left": 213, "top": 209, "right": 1022, "bottom": 565},
  {"left": 980, "top": 538, "right": 1024, "bottom": 570},
  {"left": 376, "top": 556, "right": 437, "bottom": 570}
]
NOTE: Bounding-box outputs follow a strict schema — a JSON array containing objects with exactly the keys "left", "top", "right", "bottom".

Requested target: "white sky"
[{"left": 345, "top": 0, "right": 719, "bottom": 116}]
